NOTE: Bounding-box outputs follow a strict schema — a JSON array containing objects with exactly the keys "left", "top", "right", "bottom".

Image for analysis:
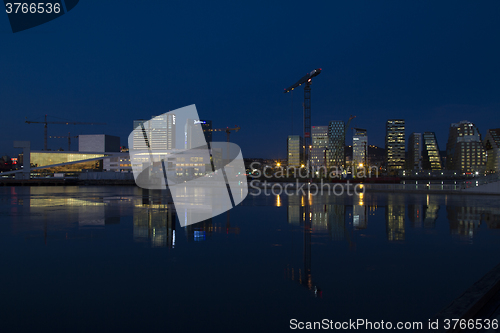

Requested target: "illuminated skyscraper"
[
  {"left": 484, "top": 128, "right": 500, "bottom": 173},
  {"left": 133, "top": 119, "right": 148, "bottom": 149},
  {"left": 166, "top": 114, "right": 176, "bottom": 150},
  {"left": 133, "top": 114, "right": 176, "bottom": 150},
  {"left": 446, "top": 121, "right": 486, "bottom": 174},
  {"left": 353, "top": 128, "right": 367, "bottom": 167},
  {"left": 408, "top": 133, "right": 421, "bottom": 170},
  {"left": 327, "top": 120, "right": 345, "bottom": 168},
  {"left": 185, "top": 119, "right": 209, "bottom": 149},
  {"left": 287, "top": 135, "right": 304, "bottom": 167},
  {"left": 385, "top": 119, "right": 405, "bottom": 174},
  {"left": 311, "top": 126, "right": 328, "bottom": 168},
  {"left": 149, "top": 114, "right": 169, "bottom": 150},
  {"left": 422, "top": 132, "right": 442, "bottom": 170}
]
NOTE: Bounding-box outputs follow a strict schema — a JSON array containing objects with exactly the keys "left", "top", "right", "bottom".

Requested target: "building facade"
[
  {"left": 328, "top": 120, "right": 345, "bottom": 168},
  {"left": 311, "top": 126, "right": 328, "bottom": 168},
  {"left": 287, "top": 135, "right": 304, "bottom": 167},
  {"left": 200, "top": 120, "right": 212, "bottom": 144},
  {"left": 353, "top": 128, "right": 367, "bottom": 167},
  {"left": 407, "top": 133, "right": 421, "bottom": 170},
  {"left": 484, "top": 128, "right": 500, "bottom": 173},
  {"left": 446, "top": 121, "right": 486, "bottom": 174},
  {"left": 79, "top": 134, "right": 120, "bottom": 153},
  {"left": 133, "top": 114, "right": 176, "bottom": 150},
  {"left": 422, "top": 132, "right": 442, "bottom": 170},
  {"left": 166, "top": 113, "right": 176, "bottom": 149},
  {"left": 385, "top": 119, "right": 405, "bottom": 175},
  {"left": 185, "top": 119, "right": 209, "bottom": 149}
]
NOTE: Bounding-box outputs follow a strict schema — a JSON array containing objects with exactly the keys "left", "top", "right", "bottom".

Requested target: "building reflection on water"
[
  {"left": 386, "top": 194, "right": 405, "bottom": 241},
  {"left": 5, "top": 186, "right": 500, "bottom": 301},
  {"left": 445, "top": 205, "right": 500, "bottom": 239},
  {"left": 9, "top": 187, "right": 500, "bottom": 248},
  {"left": 133, "top": 189, "right": 176, "bottom": 247},
  {"left": 133, "top": 189, "right": 241, "bottom": 247},
  {"left": 408, "top": 195, "right": 440, "bottom": 229}
]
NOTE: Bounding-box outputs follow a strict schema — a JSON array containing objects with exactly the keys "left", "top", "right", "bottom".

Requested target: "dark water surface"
[{"left": 1, "top": 186, "right": 499, "bottom": 332}]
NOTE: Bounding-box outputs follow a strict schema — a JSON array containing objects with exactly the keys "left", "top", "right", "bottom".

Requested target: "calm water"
[{"left": 1, "top": 186, "right": 500, "bottom": 332}]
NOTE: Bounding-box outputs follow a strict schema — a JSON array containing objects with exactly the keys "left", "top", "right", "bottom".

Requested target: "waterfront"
[{"left": 1, "top": 187, "right": 500, "bottom": 332}]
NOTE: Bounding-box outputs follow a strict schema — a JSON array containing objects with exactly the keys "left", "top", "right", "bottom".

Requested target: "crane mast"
[
  {"left": 284, "top": 68, "right": 321, "bottom": 165},
  {"left": 304, "top": 82, "right": 311, "bottom": 162}
]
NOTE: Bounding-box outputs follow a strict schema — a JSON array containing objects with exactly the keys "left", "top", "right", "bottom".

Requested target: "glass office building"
[
  {"left": 133, "top": 114, "right": 176, "bottom": 150},
  {"left": 328, "top": 121, "right": 345, "bottom": 168},
  {"left": 287, "top": 135, "right": 304, "bottom": 167},
  {"left": 385, "top": 119, "right": 405, "bottom": 174},
  {"left": 353, "top": 128, "right": 367, "bottom": 167},
  {"left": 311, "top": 126, "right": 328, "bottom": 168},
  {"left": 446, "top": 121, "right": 486, "bottom": 174},
  {"left": 422, "top": 132, "right": 442, "bottom": 170},
  {"left": 484, "top": 128, "right": 500, "bottom": 173},
  {"left": 408, "top": 133, "right": 421, "bottom": 170}
]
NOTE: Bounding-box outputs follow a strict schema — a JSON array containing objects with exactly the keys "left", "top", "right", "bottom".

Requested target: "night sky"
[{"left": 1, "top": 1, "right": 500, "bottom": 158}]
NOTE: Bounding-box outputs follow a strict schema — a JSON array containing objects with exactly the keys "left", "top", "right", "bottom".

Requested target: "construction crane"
[
  {"left": 206, "top": 126, "right": 241, "bottom": 142},
  {"left": 284, "top": 68, "right": 322, "bottom": 164},
  {"left": 329, "top": 115, "right": 356, "bottom": 169},
  {"left": 49, "top": 132, "right": 78, "bottom": 151},
  {"left": 25, "top": 115, "right": 106, "bottom": 150},
  {"left": 286, "top": 202, "right": 322, "bottom": 298}
]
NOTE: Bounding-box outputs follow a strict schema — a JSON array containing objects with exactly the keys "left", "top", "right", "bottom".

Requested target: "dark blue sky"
[{"left": 1, "top": 1, "right": 500, "bottom": 158}]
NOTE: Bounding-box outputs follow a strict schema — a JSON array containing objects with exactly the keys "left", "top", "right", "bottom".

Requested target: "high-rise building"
[
  {"left": 166, "top": 114, "right": 176, "bottom": 149},
  {"left": 133, "top": 120, "right": 148, "bottom": 149},
  {"left": 287, "top": 135, "right": 304, "bottom": 167},
  {"left": 385, "top": 119, "right": 405, "bottom": 174},
  {"left": 311, "top": 126, "right": 328, "bottom": 168},
  {"left": 185, "top": 119, "right": 208, "bottom": 149},
  {"left": 408, "top": 133, "right": 421, "bottom": 170},
  {"left": 446, "top": 121, "right": 486, "bottom": 174},
  {"left": 200, "top": 120, "right": 212, "bottom": 144},
  {"left": 422, "top": 132, "right": 442, "bottom": 170},
  {"left": 484, "top": 129, "right": 500, "bottom": 173},
  {"left": 353, "top": 128, "right": 367, "bottom": 167},
  {"left": 327, "top": 121, "right": 345, "bottom": 168},
  {"left": 149, "top": 114, "right": 169, "bottom": 150},
  {"left": 133, "top": 114, "right": 176, "bottom": 150}
]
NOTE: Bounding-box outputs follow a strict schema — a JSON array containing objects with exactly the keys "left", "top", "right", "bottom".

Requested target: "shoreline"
[{"left": 1, "top": 178, "right": 499, "bottom": 195}]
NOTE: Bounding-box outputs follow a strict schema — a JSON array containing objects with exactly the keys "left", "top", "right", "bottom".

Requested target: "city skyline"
[
  {"left": 2, "top": 2, "right": 500, "bottom": 332},
  {"left": 1, "top": 2, "right": 500, "bottom": 159}
]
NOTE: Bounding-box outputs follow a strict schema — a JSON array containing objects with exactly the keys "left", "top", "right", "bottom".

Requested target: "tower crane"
[
  {"left": 284, "top": 68, "right": 322, "bottom": 164},
  {"left": 49, "top": 132, "right": 78, "bottom": 151},
  {"left": 206, "top": 126, "right": 241, "bottom": 142},
  {"left": 203, "top": 126, "right": 241, "bottom": 173},
  {"left": 25, "top": 115, "right": 106, "bottom": 150}
]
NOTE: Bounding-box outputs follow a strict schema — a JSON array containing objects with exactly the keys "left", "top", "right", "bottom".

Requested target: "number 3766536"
[{"left": 5, "top": 3, "right": 61, "bottom": 14}]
